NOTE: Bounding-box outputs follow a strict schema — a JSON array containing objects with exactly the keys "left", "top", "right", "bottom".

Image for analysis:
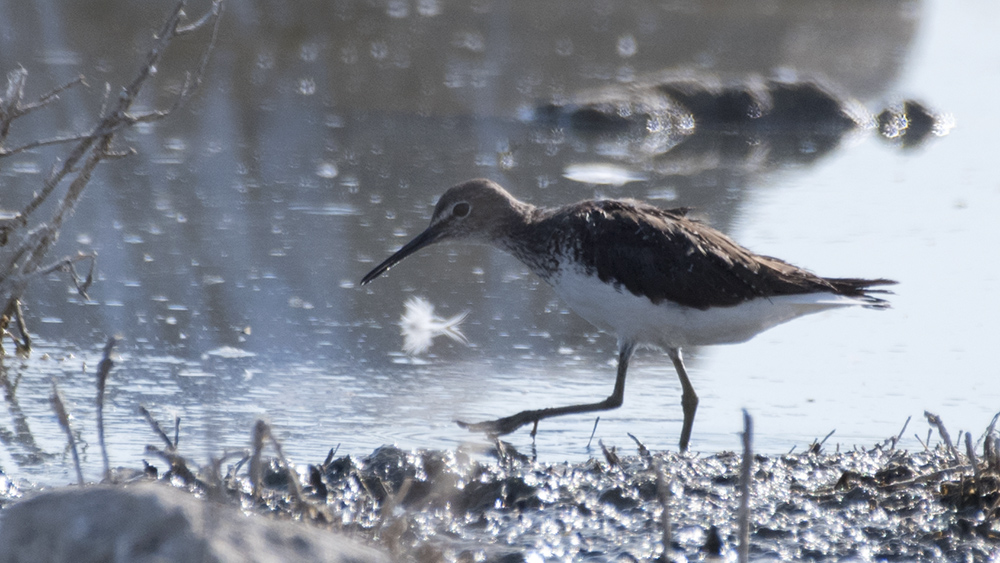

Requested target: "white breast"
[{"left": 548, "top": 267, "right": 867, "bottom": 348}]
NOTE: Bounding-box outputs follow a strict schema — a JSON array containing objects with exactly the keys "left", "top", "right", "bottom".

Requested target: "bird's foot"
[{"left": 456, "top": 412, "right": 535, "bottom": 436}]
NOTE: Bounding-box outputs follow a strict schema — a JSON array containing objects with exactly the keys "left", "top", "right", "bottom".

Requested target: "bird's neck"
[{"left": 491, "top": 205, "right": 564, "bottom": 281}]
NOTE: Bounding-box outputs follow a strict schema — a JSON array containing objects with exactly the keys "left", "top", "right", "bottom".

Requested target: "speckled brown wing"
[{"left": 558, "top": 200, "right": 886, "bottom": 310}]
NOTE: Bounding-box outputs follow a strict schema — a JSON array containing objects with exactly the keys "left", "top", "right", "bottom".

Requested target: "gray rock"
[{"left": 0, "top": 484, "right": 391, "bottom": 563}]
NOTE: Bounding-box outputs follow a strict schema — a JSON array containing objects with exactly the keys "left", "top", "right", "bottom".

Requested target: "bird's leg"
[
  {"left": 668, "top": 347, "right": 698, "bottom": 452},
  {"left": 457, "top": 341, "right": 637, "bottom": 436}
]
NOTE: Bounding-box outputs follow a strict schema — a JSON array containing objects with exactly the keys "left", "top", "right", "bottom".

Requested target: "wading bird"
[{"left": 361, "top": 179, "right": 894, "bottom": 451}]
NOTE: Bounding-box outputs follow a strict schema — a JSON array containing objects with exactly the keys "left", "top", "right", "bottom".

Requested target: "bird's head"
[{"left": 360, "top": 178, "right": 527, "bottom": 285}]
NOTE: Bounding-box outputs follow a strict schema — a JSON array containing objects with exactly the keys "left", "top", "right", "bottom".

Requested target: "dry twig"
[
  {"left": 925, "top": 411, "right": 961, "bottom": 465},
  {"left": 50, "top": 381, "right": 84, "bottom": 486},
  {"left": 139, "top": 405, "right": 178, "bottom": 450},
  {"left": 627, "top": 432, "right": 651, "bottom": 461},
  {"left": 738, "top": 410, "right": 753, "bottom": 563},
  {"left": 982, "top": 412, "right": 999, "bottom": 472},
  {"left": 966, "top": 432, "right": 981, "bottom": 482},
  {"left": 249, "top": 419, "right": 267, "bottom": 499},
  {"left": 266, "top": 423, "right": 307, "bottom": 509},
  {"left": 599, "top": 440, "right": 621, "bottom": 468},
  {"left": 655, "top": 460, "right": 672, "bottom": 561},
  {"left": 808, "top": 428, "right": 836, "bottom": 454},
  {"left": 890, "top": 415, "right": 911, "bottom": 450},
  {"left": 144, "top": 444, "right": 199, "bottom": 485},
  {"left": 0, "top": 0, "right": 223, "bottom": 354},
  {"left": 95, "top": 337, "right": 118, "bottom": 481},
  {"left": 586, "top": 416, "right": 600, "bottom": 449}
]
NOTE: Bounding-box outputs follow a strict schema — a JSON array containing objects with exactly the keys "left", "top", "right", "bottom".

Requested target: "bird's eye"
[{"left": 452, "top": 202, "right": 470, "bottom": 217}]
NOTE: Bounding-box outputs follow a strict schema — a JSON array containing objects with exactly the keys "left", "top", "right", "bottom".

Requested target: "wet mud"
[
  {"left": 303, "top": 438, "right": 999, "bottom": 561},
  {"left": 5, "top": 427, "right": 994, "bottom": 562}
]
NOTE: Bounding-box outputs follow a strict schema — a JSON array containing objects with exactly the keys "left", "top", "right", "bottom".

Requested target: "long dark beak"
[{"left": 360, "top": 227, "right": 442, "bottom": 285}]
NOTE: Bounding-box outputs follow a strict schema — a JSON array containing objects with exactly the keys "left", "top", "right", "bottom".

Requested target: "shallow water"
[{"left": 0, "top": 0, "right": 998, "bottom": 486}]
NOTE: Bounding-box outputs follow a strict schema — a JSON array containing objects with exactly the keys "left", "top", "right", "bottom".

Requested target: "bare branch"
[
  {"left": 1, "top": 67, "right": 27, "bottom": 106},
  {"left": 124, "top": 109, "right": 172, "bottom": 124},
  {"left": 101, "top": 147, "right": 136, "bottom": 160},
  {"left": 0, "top": 300, "right": 32, "bottom": 355},
  {"left": 32, "top": 252, "right": 96, "bottom": 299},
  {"left": 267, "top": 426, "right": 307, "bottom": 509},
  {"left": 655, "top": 460, "right": 672, "bottom": 561},
  {"left": 139, "top": 405, "right": 176, "bottom": 451},
  {"left": 14, "top": 75, "right": 87, "bottom": 115},
  {"left": 1, "top": 74, "right": 87, "bottom": 155},
  {"left": 144, "top": 445, "right": 199, "bottom": 485},
  {"left": 12, "top": 161, "right": 66, "bottom": 225},
  {"left": 925, "top": 411, "right": 961, "bottom": 465},
  {"left": 0, "top": 1, "right": 223, "bottom": 353},
  {"left": 0, "top": 132, "right": 97, "bottom": 157},
  {"left": 50, "top": 380, "right": 85, "bottom": 486},
  {"left": 96, "top": 337, "right": 119, "bottom": 482},
  {"left": 176, "top": 0, "right": 223, "bottom": 35},
  {"left": 738, "top": 409, "right": 753, "bottom": 563},
  {"left": 174, "top": 416, "right": 181, "bottom": 449},
  {"left": 250, "top": 420, "right": 267, "bottom": 499},
  {"left": 889, "top": 415, "right": 911, "bottom": 450},
  {"left": 99, "top": 82, "right": 112, "bottom": 121},
  {"left": 121, "top": 2, "right": 186, "bottom": 103},
  {"left": 965, "top": 431, "right": 980, "bottom": 483},
  {"left": 13, "top": 300, "right": 30, "bottom": 353},
  {"left": 178, "top": 0, "right": 224, "bottom": 102},
  {"left": 627, "top": 432, "right": 651, "bottom": 461},
  {"left": 0, "top": 68, "right": 29, "bottom": 144}
]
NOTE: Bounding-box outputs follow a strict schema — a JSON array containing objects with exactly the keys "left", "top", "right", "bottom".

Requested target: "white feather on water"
[
  {"left": 399, "top": 296, "right": 470, "bottom": 355},
  {"left": 562, "top": 163, "right": 647, "bottom": 186}
]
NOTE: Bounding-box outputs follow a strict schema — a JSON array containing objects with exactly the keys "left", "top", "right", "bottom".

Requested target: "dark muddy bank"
[{"left": 4, "top": 417, "right": 996, "bottom": 563}]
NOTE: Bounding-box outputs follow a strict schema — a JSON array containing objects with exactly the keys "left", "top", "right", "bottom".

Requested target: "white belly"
[{"left": 549, "top": 268, "right": 866, "bottom": 348}]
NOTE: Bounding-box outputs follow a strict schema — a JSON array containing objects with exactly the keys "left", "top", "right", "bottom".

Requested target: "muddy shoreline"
[{"left": 2, "top": 417, "right": 997, "bottom": 562}]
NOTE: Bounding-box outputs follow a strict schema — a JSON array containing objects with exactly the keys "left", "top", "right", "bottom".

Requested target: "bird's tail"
[{"left": 825, "top": 277, "right": 897, "bottom": 309}]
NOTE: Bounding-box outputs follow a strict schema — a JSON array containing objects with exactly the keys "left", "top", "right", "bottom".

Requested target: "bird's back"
[{"left": 507, "top": 198, "right": 894, "bottom": 311}]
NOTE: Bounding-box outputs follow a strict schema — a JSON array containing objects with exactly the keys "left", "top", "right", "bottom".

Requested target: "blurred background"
[{"left": 0, "top": 0, "right": 996, "bottom": 485}]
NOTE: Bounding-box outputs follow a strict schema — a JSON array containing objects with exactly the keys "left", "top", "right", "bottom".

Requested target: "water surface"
[{"left": 0, "top": 0, "right": 997, "bottom": 485}]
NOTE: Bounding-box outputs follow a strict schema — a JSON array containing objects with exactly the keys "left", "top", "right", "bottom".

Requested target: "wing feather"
[{"left": 552, "top": 200, "right": 890, "bottom": 309}]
